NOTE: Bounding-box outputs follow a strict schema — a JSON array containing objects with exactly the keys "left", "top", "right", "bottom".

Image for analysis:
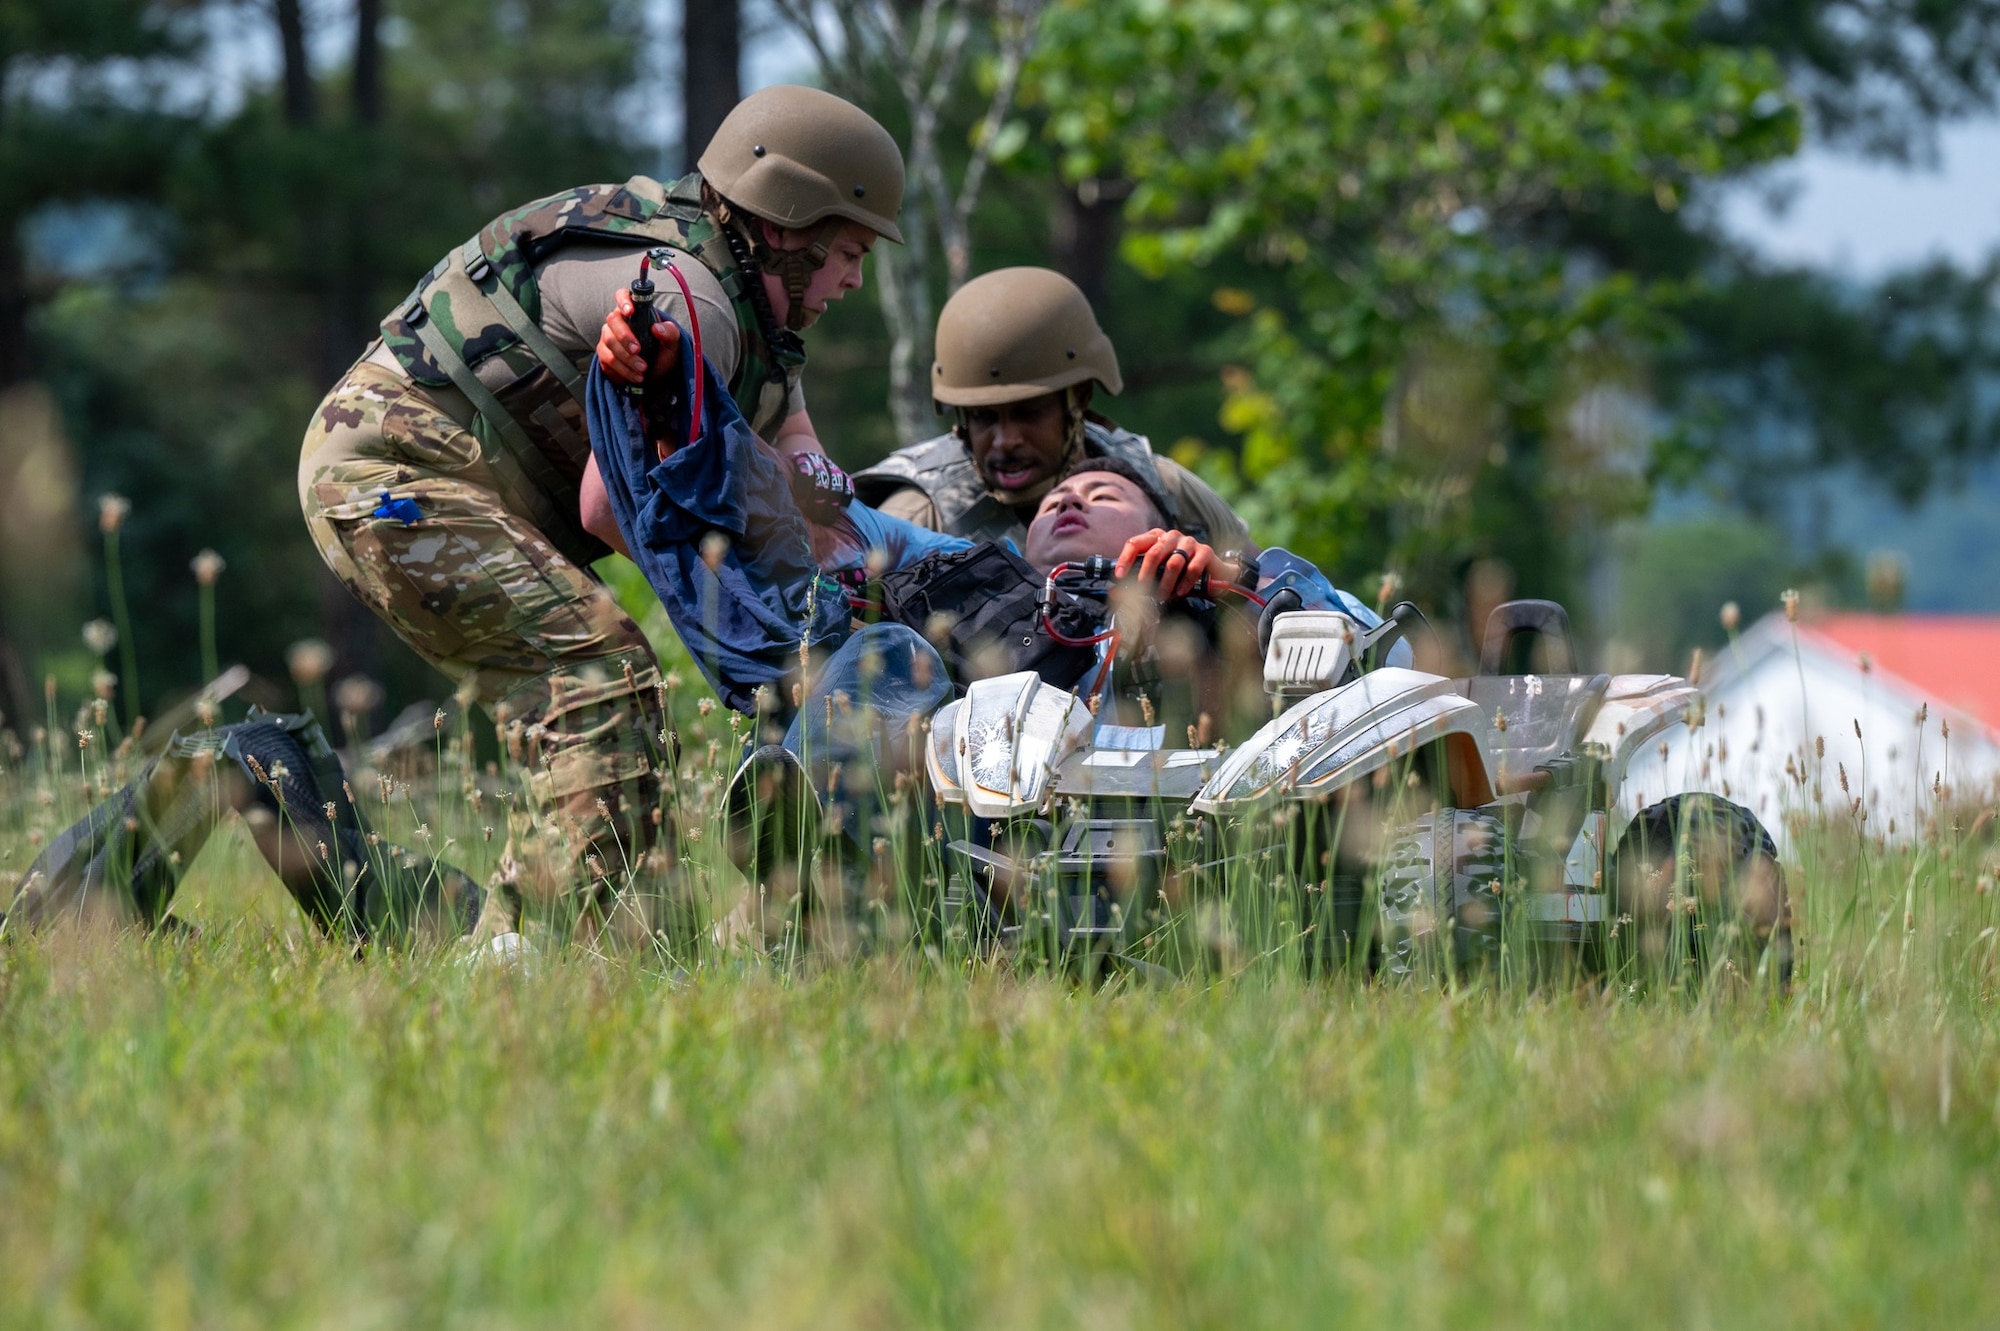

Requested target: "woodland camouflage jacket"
[{"left": 379, "top": 172, "right": 801, "bottom": 534}]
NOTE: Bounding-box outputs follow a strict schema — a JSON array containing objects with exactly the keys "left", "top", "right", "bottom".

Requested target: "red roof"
[{"left": 1801, "top": 614, "right": 2000, "bottom": 733}]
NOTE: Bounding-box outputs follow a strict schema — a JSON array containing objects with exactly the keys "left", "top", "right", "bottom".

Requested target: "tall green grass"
[
  {"left": 1, "top": 640, "right": 1997, "bottom": 1327},
  {"left": 0, "top": 925, "right": 1992, "bottom": 1327}
]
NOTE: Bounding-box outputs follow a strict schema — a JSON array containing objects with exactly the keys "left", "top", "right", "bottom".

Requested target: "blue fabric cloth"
[{"left": 585, "top": 338, "right": 847, "bottom": 713}]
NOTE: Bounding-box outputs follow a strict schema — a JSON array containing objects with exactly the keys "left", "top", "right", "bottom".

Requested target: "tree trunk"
[
  {"left": 1051, "top": 176, "right": 1128, "bottom": 317},
  {"left": 353, "top": 0, "right": 383, "bottom": 125},
  {"left": 0, "top": 222, "right": 42, "bottom": 731},
  {"left": 873, "top": 233, "right": 935, "bottom": 447},
  {"left": 682, "top": 0, "right": 741, "bottom": 170},
  {"left": 275, "top": 0, "right": 316, "bottom": 127},
  {"left": 0, "top": 215, "right": 26, "bottom": 392}
]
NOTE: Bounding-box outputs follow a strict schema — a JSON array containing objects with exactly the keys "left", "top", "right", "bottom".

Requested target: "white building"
[{"left": 1621, "top": 612, "right": 2000, "bottom": 844}]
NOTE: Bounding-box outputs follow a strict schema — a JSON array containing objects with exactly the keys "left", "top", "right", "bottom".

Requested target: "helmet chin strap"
[
  {"left": 710, "top": 193, "right": 811, "bottom": 366},
  {"left": 958, "top": 385, "right": 1091, "bottom": 510},
  {"left": 745, "top": 216, "right": 839, "bottom": 333}
]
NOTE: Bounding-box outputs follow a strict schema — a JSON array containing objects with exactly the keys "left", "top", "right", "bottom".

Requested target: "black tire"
[
  {"left": 1612, "top": 794, "right": 1791, "bottom": 990},
  {"left": 1377, "top": 808, "right": 1514, "bottom": 980}
]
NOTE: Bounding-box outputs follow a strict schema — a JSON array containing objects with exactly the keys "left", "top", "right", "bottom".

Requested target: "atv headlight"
[
  {"left": 1197, "top": 689, "right": 1349, "bottom": 808},
  {"left": 955, "top": 672, "right": 1091, "bottom": 819}
]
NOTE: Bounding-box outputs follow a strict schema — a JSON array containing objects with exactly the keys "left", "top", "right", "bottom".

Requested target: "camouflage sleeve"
[
  {"left": 534, "top": 247, "right": 744, "bottom": 388},
  {"left": 871, "top": 483, "right": 944, "bottom": 531},
  {"left": 1154, "top": 456, "right": 1256, "bottom": 555}
]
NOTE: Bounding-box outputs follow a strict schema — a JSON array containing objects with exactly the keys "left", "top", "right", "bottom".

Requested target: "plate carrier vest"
[
  {"left": 379, "top": 172, "right": 801, "bottom": 564},
  {"left": 852, "top": 420, "right": 1192, "bottom": 546}
]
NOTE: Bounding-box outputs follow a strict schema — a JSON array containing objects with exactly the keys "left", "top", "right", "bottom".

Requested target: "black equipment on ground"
[{"left": 7, "top": 711, "right": 481, "bottom": 943}]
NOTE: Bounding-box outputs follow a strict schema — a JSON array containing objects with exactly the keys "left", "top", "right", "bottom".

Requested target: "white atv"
[{"left": 925, "top": 598, "right": 1790, "bottom": 986}]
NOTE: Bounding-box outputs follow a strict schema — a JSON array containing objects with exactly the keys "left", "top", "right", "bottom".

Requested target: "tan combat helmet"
[
  {"left": 699, "top": 85, "right": 905, "bottom": 243},
  {"left": 932, "top": 267, "right": 1123, "bottom": 408}
]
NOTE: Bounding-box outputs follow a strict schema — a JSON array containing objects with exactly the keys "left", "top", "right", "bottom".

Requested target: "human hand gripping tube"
[{"left": 628, "top": 247, "right": 705, "bottom": 456}]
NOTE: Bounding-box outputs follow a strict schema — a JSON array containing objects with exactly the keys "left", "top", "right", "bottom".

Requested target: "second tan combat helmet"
[
  {"left": 699, "top": 85, "right": 905, "bottom": 243},
  {"left": 931, "top": 267, "right": 1123, "bottom": 408}
]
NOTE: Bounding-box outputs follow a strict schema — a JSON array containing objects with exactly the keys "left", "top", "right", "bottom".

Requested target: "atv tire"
[
  {"left": 1377, "top": 808, "right": 1515, "bottom": 981},
  {"left": 1612, "top": 794, "right": 1791, "bottom": 990}
]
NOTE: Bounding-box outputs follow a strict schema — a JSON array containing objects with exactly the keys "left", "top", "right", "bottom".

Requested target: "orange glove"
[
  {"left": 1114, "top": 529, "right": 1229, "bottom": 600},
  {"left": 597, "top": 286, "right": 683, "bottom": 386}
]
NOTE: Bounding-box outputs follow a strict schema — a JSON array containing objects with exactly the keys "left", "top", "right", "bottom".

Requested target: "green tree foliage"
[
  {"left": 1699, "top": 0, "right": 2000, "bottom": 161},
  {"left": 1, "top": 0, "right": 197, "bottom": 383},
  {"left": 1551, "top": 0, "right": 2000, "bottom": 522},
  {"left": 1609, "top": 515, "right": 1791, "bottom": 670},
  {"left": 1023, "top": 0, "right": 1800, "bottom": 610},
  {"left": 1658, "top": 251, "right": 2000, "bottom": 511},
  {"left": 18, "top": 0, "right": 657, "bottom": 720}
]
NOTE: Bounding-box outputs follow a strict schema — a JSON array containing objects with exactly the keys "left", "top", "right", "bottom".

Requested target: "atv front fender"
[{"left": 1193, "top": 668, "right": 1496, "bottom": 814}]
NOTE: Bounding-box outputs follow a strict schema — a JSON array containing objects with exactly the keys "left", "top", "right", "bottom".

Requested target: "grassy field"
[
  {"left": 0, "top": 906, "right": 1994, "bottom": 1328},
  {"left": 2, "top": 669, "right": 1998, "bottom": 1327}
]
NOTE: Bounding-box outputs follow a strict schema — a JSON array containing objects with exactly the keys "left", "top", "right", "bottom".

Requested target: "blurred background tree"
[
  {"left": 2, "top": 0, "right": 1997, "bottom": 739},
  {"left": 1018, "top": 0, "right": 2000, "bottom": 657}
]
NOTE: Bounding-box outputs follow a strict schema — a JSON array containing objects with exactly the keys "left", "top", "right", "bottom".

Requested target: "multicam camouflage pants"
[{"left": 300, "top": 360, "right": 673, "bottom": 935}]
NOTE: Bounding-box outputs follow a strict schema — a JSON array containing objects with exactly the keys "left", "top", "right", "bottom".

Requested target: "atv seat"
[{"left": 1460, "top": 673, "right": 1611, "bottom": 774}]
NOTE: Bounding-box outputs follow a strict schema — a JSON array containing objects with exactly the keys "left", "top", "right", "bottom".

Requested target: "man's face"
[
  {"left": 965, "top": 390, "right": 1077, "bottom": 501},
  {"left": 761, "top": 220, "right": 876, "bottom": 330},
  {"left": 1023, "top": 470, "right": 1163, "bottom": 571}
]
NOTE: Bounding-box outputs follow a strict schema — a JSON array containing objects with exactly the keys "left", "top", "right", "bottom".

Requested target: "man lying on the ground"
[{"left": 581, "top": 328, "right": 1396, "bottom": 922}]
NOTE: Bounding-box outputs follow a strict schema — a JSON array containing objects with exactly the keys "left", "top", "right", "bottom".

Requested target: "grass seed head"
[
  {"left": 287, "top": 639, "right": 335, "bottom": 686},
  {"left": 335, "top": 675, "right": 381, "bottom": 723},
  {"left": 97, "top": 493, "right": 130, "bottom": 534}
]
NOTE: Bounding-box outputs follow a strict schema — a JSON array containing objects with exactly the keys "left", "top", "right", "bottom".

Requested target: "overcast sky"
[{"left": 1716, "top": 116, "right": 2000, "bottom": 276}]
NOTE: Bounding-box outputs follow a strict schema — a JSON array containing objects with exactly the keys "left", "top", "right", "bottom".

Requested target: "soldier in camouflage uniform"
[
  {"left": 299, "top": 85, "right": 904, "bottom": 941},
  {"left": 853, "top": 267, "right": 1252, "bottom": 555}
]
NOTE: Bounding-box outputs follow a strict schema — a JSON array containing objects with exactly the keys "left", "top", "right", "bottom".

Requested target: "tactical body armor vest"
[
  {"left": 379, "top": 172, "right": 802, "bottom": 563},
  {"left": 852, "top": 419, "right": 1183, "bottom": 546},
  {"left": 869, "top": 540, "right": 1228, "bottom": 729}
]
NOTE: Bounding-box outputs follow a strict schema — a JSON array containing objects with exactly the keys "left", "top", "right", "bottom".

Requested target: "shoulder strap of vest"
[
  {"left": 402, "top": 302, "right": 583, "bottom": 548},
  {"left": 853, "top": 434, "right": 960, "bottom": 490},
  {"left": 458, "top": 238, "right": 582, "bottom": 398}
]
